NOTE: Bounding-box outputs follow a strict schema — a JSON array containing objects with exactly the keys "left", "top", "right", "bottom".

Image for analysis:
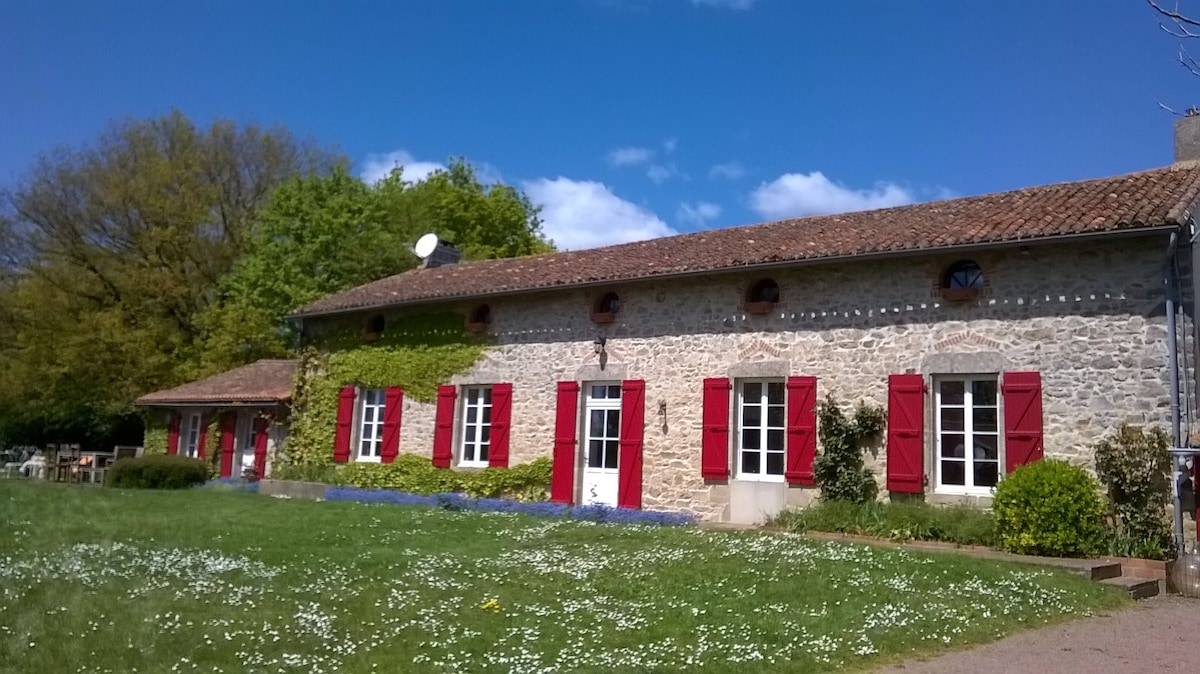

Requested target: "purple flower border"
[{"left": 322, "top": 487, "right": 696, "bottom": 526}]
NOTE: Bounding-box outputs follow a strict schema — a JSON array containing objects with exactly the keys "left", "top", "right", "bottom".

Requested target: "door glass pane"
[
  {"left": 589, "top": 409, "right": 604, "bottom": 433},
  {"left": 605, "top": 440, "right": 619, "bottom": 469},
  {"left": 467, "top": 388, "right": 479, "bottom": 404},
  {"left": 939, "top": 408, "right": 964, "bottom": 432},
  {"left": 480, "top": 426, "right": 490, "bottom": 443},
  {"left": 766, "top": 382, "right": 785, "bottom": 405},
  {"left": 465, "top": 426, "right": 476, "bottom": 443},
  {"left": 742, "top": 382, "right": 761, "bottom": 400},
  {"left": 608, "top": 385, "right": 622, "bottom": 399},
  {"left": 766, "top": 452, "right": 784, "bottom": 475},
  {"left": 972, "top": 380, "right": 997, "bottom": 406},
  {"left": 482, "top": 405, "right": 491, "bottom": 424},
  {"left": 742, "top": 404, "right": 761, "bottom": 428},
  {"left": 483, "top": 387, "right": 492, "bottom": 404},
  {"left": 940, "top": 380, "right": 964, "bottom": 405},
  {"left": 588, "top": 440, "right": 603, "bottom": 468},
  {"left": 941, "top": 460, "right": 965, "bottom": 486},
  {"left": 941, "top": 434, "right": 965, "bottom": 458},
  {"left": 767, "top": 429, "right": 784, "bottom": 451},
  {"left": 479, "top": 444, "right": 489, "bottom": 462},
  {"left": 605, "top": 410, "right": 620, "bottom": 438},
  {"left": 742, "top": 451, "right": 761, "bottom": 474},
  {"left": 972, "top": 407, "right": 997, "bottom": 432},
  {"left": 590, "top": 385, "right": 606, "bottom": 400},
  {"left": 466, "top": 407, "right": 477, "bottom": 423},
  {"left": 974, "top": 461, "right": 999, "bottom": 488}
]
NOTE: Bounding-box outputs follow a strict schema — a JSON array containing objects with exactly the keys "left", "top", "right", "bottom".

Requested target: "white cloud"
[
  {"left": 708, "top": 161, "right": 746, "bottom": 181},
  {"left": 662, "top": 137, "right": 678, "bottom": 154},
  {"left": 691, "top": 0, "right": 755, "bottom": 9},
  {"left": 676, "top": 201, "right": 722, "bottom": 228},
  {"left": 359, "top": 150, "right": 445, "bottom": 185},
  {"left": 646, "top": 163, "right": 678, "bottom": 184},
  {"left": 748, "top": 171, "right": 915, "bottom": 220},
  {"left": 606, "top": 146, "right": 655, "bottom": 167},
  {"left": 523, "top": 177, "right": 677, "bottom": 250}
]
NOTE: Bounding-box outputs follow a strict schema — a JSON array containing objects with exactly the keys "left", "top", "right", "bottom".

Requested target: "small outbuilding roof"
[
  {"left": 134, "top": 359, "right": 298, "bottom": 407},
  {"left": 294, "top": 163, "right": 1200, "bottom": 318}
]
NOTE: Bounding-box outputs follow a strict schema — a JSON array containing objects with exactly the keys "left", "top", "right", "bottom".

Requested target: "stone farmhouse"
[{"left": 138, "top": 120, "right": 1200, "bottom": 524}]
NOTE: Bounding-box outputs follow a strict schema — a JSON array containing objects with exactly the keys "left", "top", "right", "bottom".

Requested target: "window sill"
[
  {"left": 734, "top": 474, "right": 786, "bottom": 484},
  {"left": 940, "top": 288, "right": 980, "bottom": 303},
  {"left": 590, "top": 312, "right": 616, "bottom": 324},
  {"left": 742, "top": 301, "right": 776, "bottom": 315},
  {"left": 464, "top": 322, "right": 489, "bottom": 334}
]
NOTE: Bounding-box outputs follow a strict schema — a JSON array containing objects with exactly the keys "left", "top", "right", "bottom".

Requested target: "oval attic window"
[
  {"left": 942, "top": 260, "right": 984, "bottom": 301},
  {"left": 591, "top": 292, "right": 620, "bottom": 324}
]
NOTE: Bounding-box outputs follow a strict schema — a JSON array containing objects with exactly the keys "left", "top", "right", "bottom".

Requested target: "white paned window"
[
  {"left": 460, "top": 386, "right": 493, "bottom": 467},
  {"left": 585, "top": 384, "right": 622, "bottom": 472},
  {"left": 183, "top": 412, "right": 202, "bottom": 458},
  {"left": 357, "top": 388, "right": 386, "bottom": 462},
  {"left": 936, "top": 376, "right": 1001, "bottom": 494},
  {"left": 737, "top": 380, "right": 785, "bottom": 481}
]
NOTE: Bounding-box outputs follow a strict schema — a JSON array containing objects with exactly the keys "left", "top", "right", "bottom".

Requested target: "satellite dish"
[{"left": 414, "top": 232, "right": 439, "bottom": 259}]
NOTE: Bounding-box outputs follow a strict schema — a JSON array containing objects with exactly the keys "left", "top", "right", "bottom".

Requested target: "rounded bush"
[
  {"left": 108, "top": 454, "right": 210, "bottom": 489},
  {"left": 992, "top": 459, "right": 1105, "bottom": 557}
]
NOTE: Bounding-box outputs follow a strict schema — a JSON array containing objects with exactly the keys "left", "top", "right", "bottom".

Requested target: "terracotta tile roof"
[
  {"left": 296, "top": 164, "right": 1200, "bottom": 317},
  {"left": 135, "top": 359, "right": 298, "bottom": 407}
]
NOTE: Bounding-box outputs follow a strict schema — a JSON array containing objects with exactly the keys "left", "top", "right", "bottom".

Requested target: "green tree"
[
  {"left": 0, "top": 112, "right": 337, "bottom": 447},
  {"left": 199, "top": 158, "right": 551, "bottom": 368}
]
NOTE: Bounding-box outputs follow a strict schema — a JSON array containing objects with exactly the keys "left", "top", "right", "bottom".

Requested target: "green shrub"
[
  {"left": 333, "top": 455, "right": 552, "bottom": 499},
  {"left": 107, "top": 454, "right": 210, "bottom": 489},
  {"left": 1094, "top": 424, "right": 1175, "bottom": 560},
  {"left": 992, "top": 460, "right": 1105, "bottom": 557},
  {"left": 812, "top": 396, "right": 885, "bottom": 504},
  {"left": 271, "top": 462, "right": 339, "bottom": 484},
  {"left": 773, "top": 500, "right": 997, "bottom": 547}
]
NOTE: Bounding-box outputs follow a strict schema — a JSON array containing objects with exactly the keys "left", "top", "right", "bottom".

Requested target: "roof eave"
[{"left": 290, "top": 225, "right": 1183, "bottom": 320}]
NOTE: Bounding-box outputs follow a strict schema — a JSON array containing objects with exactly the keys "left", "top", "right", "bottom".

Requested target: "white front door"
[
  {"left": 234, "top": 412, "right": 257, "bottom": 477},
  {"left": 580, "top": 383, "right": 621, "bottom": 507}
]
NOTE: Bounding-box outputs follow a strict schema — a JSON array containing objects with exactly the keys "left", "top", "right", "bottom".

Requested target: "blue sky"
[{"left": 3, "top": 0, "right": 1199, "bottom": 249}]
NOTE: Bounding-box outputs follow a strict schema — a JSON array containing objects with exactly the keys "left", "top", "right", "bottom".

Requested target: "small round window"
[
  {"left": 470, "top": 304, "right": 492, "bottom": 325},
  {"left": 595, "top": 292, "right": 620, "bottom": 315},
  {"left": 943, "top": 260, "right": 984, "bottom": 289},
  {"left": 746, "top": 278, "right": 781, "bottom": 304}
]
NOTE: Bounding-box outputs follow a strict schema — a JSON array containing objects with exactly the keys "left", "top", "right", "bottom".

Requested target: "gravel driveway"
[{"left": 877, "top": 595, "right": 1196, "bottom": 674}]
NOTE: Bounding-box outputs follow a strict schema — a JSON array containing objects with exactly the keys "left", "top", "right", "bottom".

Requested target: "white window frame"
[
  {"left": 459, "top": 385, "right": 493, "bottom": 468},
  {"left": 356, "top": 388, "right": 387, "bottom": 463},
  {"left": 182, "top": 412, "right": 202, "bottom": 459},
  {"left": 735, "top": 379, "right": 786, "bottom": 483},
  {"left": 934, "top": 375, "right": 1002, "bottom": 496},
  {"left": 582, "top": 383, "right": 622, "bottom": 475}
]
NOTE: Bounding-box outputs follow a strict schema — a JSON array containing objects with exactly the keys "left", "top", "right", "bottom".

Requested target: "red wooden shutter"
[
  {"left": 489, "top": 383, "right": 513, "bottom": 468},
  {"left": 219, "top": 411, "right": 236, "bottom": 478},
  {"left": 618, "top": 380, "right": 645, "bottom": 509},
  {"left": 195, "top": 414, "right": 208, "bottom": 460},
  {"left": 380, "top": 387, "right": 404, "bottom": 464},
  {"left": 701, "top": 378, "right": 731, "bottom": 480},
  {"left": 166, "top": 412, "right": 181, "bottom": 455},
  {"left": 253, "top": 416, "right": 269, "bottom": 477},
  {"left": 333, "top": 386, "right": 356, "bottom": 463},
  {"left": 551, "top": 381, "right": 580, "bottom": 504},
  {"left": 432, "top": 385, "right": 457, "bottom": 468},
  {"left": 886, "top": 374, "right": 926, "bottom": 493},
  {"left": 1002, "top": 371, "right": 1044, "bottom": 473},
  {"left": 785, "top": 376, "right": 818, "bottom": 485}
]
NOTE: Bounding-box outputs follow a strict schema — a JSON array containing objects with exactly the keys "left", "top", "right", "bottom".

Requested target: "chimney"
[
  {"left": 422, "top": 240, "right": 462, "bottom": 269},
  {"left": 1175, "top": 110, "right": 1200, "bottom": 163}
]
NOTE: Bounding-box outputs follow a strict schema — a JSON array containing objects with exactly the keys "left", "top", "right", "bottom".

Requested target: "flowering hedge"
[
  {"left": 201, "top": 477, "right": 261, "bottom": 493},
  {"left": 323, "top": 486, "right": 696, "bottom": 526}
]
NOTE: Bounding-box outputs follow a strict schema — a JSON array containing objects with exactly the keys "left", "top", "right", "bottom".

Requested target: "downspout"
[{"left": 1167, "top": 230, "right": 1185, "bottom": 551}]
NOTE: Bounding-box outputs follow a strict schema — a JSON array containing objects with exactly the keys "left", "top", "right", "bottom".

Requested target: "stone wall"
[{"left": 352, "top": 235, "right": 1191, "bottom": 522}]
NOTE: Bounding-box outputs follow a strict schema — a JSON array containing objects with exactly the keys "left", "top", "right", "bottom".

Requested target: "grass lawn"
[{"left": 0, "top": 481, "right": 1126, "bottom": 673}]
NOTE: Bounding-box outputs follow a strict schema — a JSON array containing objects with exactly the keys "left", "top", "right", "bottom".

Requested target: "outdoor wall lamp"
[{"left": 593, "top": 335, "right": 607, "bottom": 355}]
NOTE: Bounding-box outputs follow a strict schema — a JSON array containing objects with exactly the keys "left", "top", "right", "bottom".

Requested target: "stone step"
[
  {"left": 1100, "top": 575, "right": 1161, "bottom": 600},
  {"left": 1085, "top": 562, "right": 1124, "bottom": 582}
]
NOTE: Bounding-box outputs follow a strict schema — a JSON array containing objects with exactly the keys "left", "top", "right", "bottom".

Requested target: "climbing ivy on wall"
[
  {"left": 283, "top": 312, "right": 489, "bottom": 468},
  {"left": 142, "top": 414, "right": 168, "bottom": 455}
]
